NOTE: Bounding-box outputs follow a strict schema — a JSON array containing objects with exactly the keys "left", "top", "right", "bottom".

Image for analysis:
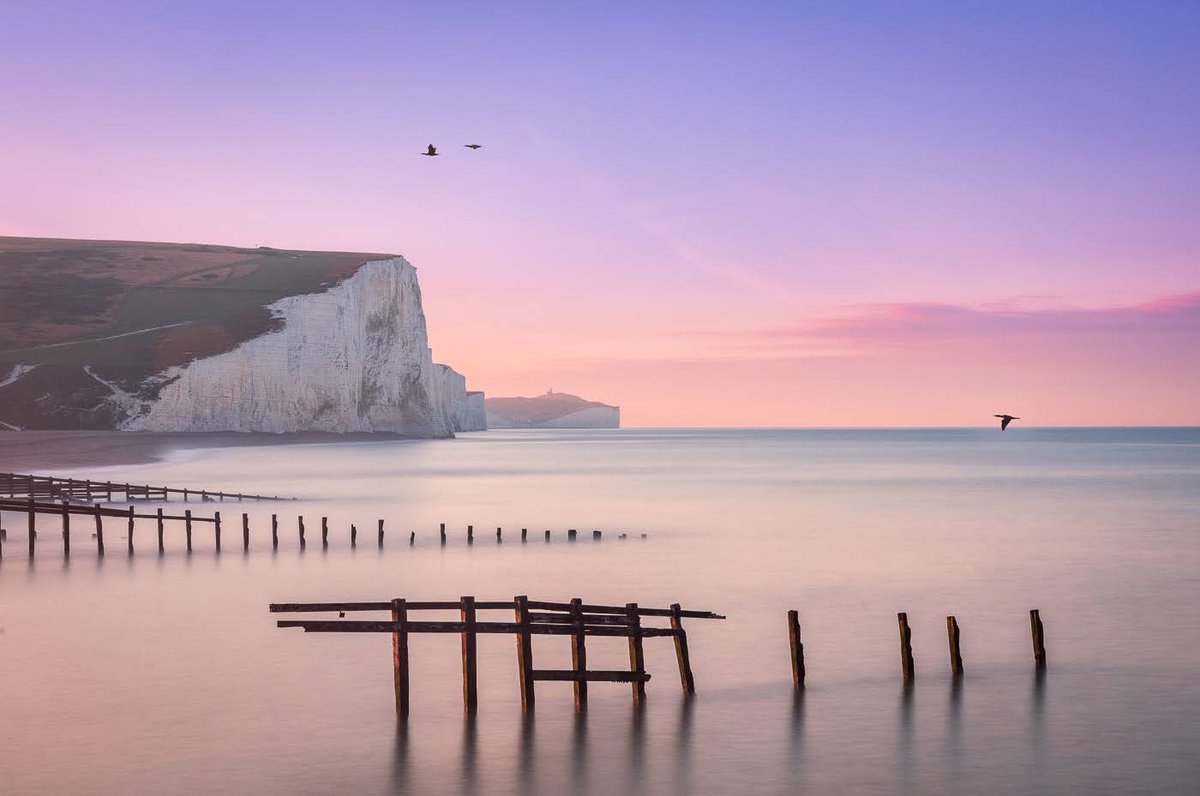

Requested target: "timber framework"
[{"left": 271, "top": 596, "right": 725, "bottom": 716}]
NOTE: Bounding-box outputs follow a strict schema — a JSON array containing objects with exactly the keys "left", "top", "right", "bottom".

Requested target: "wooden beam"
[
  {"left": 214, "top": 511, "right": 222, "bottom": 552},
  {"left": 627, "top": 603, "right": 647, "bottom": 704},
  {"left": 515, "top": 595, "right": 535, "bottom": 710},
  {"left": 461, "top": 596, "right": 478, "bottom": 714},
  {"left": 185, "top": 509, "right": 193, "bottom": 553},
  {"left": 392, "top": 598, "right": 410, "bottom": 717},
  {"left": 898, "top": 612, "right": 915, "bottom": 681},
  {"left": 671, "top": 603, "right": 696, "bottom": 695},
  {"left": 947, "top": 616, "right": 963, "bottom": 676},
  {"left": 271, "top": 514, "right": 279, "bottom": 550},
  {"left": 28, "top": 496, "right": 36, "bottom": 557},
  {"left": 321, "top": 517, "right": 328, "bottom": 549},
  {"left": 126, "top": 506, "right": 134, "bottom": 554},
  {"left": 787, "top": 610, "right": 805, "bottom": 690},
  {"left": 242, "top": 513, "right": 250, "bottom": 551},
  {"left": 571, "top": 597, "right": 588, "bottom": 709},
  {"left": 156, "top": 508, "right": 165, "bottom": 553},
  {"left": 530, "top": 670, "right": 652, "bottom": 682},
  {"left": 94, "top": 505, "right": 104, "bottom": 557},
  {"left": 61, "top": 501, "right": 70, "bottom": 557},
  {"left": 1030, "top": 609, "right": 1046, "bottom": 670}
]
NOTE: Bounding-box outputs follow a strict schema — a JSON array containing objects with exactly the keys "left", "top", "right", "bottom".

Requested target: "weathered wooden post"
[
  {"left": 521, "top": 528, "right": 527, "bottom": 543},
  {"left": 350, "top": 524, "right": 357, "bottom": 547},
  {"left": 592, "top": 530, "right": 601, "bottom": 541},
  {"left": 392, "top": 598, "right": 410, "bottom": 717},
  {"left": 544, "top": 530, "right": 550, "bottom": 542},
  {"left": 514, "top": 595, "right": 535, "bottom": 710},
  {"left": 126, "top": 506, "right": 135, "bottom": 554},
  {"left": 669, "top": 603, "right": 696, "bottom": 695},
  {"left": 460, "top": 596, "right": 478, "bottom": 714},
  {"left": 298, "top": 516, "right": 306, "bottom": 549},
  {"left": 571, "top": 597, "right": 589, "bottom": 708},
  {"left": 271, "top": 514, "right": 279, "bottom": 550},
  {"left": 467, "top": 525, "right": 474, "bottom": 545},
  {"left": 1030, "top": 609, "right": 1047, "bottom": 669},
  {"left": 897, "top": 612, "right": 915, "bottom": 681},
  {"left": 60, "top": 501, "right": 70, "bottom": 557},
  {"left": 496, "top": 527, "right": 502, "bottom": 543},
  {"left": 242, "top": 513, "right": 250, "bottom": 551},
  {"left": 947, "top": 616, "right": 963, "bottom": 676},
  {"left": 568, "top": 529, "right": 577, "bottom": 542},
  {"left": 27, "top": 496, "right": 36, "bottom": 557},
  {"left": 185, "top": 509, "right": 193, "bottom": 552},
  {"left": 106, "top": 481, "right": 113, "bottom": 501},
  {"left": 627, "top": 603, "right": 647, "bottom": 704},
  {"left": 94, "top": 505, "right": 104, "bottom": 555},
  {"left": 214, "top": 511, "right": 222, "bottom": 552},
  {"left": 156, "top": 508, "right": 165, "bottom": 553},
  {"left": 787, "top": 610, "right": 805, "bottom": 690},
  {"left": 183, "top": 488, "right": 189, "bottom": 502},
  {"left": 321, "top": 517, "right": 328, "bottom": 548},
  {"left": 439, "top": 523, "right": 446, "bottom": 545},
  {"left": 377, "top": 519, "right": 384, "bottom": 548},
  {"left": 409, "top": 531, "right": 415, "bottom": 545}
]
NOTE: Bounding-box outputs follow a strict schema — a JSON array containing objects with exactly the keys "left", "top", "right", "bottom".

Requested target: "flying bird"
[
  {"left": 994, "top": 414, "right": 1020, "bottom": 430},
  {"left": 422, "top": 144, "right": 439, "bottom": 157},
  {"left": 464, "top": 144, "right": 483, "bottom": 150}
]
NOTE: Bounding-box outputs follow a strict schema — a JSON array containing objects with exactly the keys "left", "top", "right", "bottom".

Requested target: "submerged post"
[
  {"left": 898, "top": 612, "right": 915, "bottom": 681},
  {"left": 392, "top": 598, "right": 410, "bottom": 717},
  {"left": 1030, "top": 609, "right": 1047, "bottom": 670},
  {"left": 787, "top": 610, "right": 805, "bottom": 690},
  {"left": 467, "top": 525, "right": 474, "bottom": 545},
  {"left": 409, "top": 531, "right": 415, "bottom": 545},
  {"left": 242, "top": 513, "right": 250, "bottom": 551},
  {"left": 460, "top": 596, "right": 478, "bottom": 714},
  {"left": 125, "top": 506, "right": 134, "bottom": 553},
  {"left": 571, "top": 597, "right": 589, "bottom": 709},
  {"left": 627, "top": 603, "right": 647, "bottom": 704},
  {"left": 544, "top": 530, "right": 550, "bottom": 542},
  {"left": 350, "top": 524, "right": 357, "bottom": 548},
  {"left": 214, "top": 511, "right": 222, "bottom": 552},
  {"left": 377, "top": 519, "right": 384, "bottom": 548},
  {"left": 271, "top": 514, "right": 279, "bottom": 550},
  {"left": 156, "top": 507, "right": 165, "bottom": 553},
  {"left": 439, "top": 523, "right": 446, "bottom": 545},
  {"left": 60, "top": 501, "right": 70, "bottom": 557},
  {"left": 521, "top": 528, "right": 527, "bottom": 543},
  {"left": 515, "top": 595, "right": 535, "bottom": 710},
  {"left": 28, "top": 496, "right": 35, "bottom": 557},
  {"left": 298, "top": 516, "right": 306, "bottom": 550},
  {"left": 670, "top": 603, "right": 696, "bottom": 695},
  {"left": 496, "top": 527, "right": 502, "bottom": 543},
  {"left": 185, "top": 509, "right": 193, "bottom": 553},
  {"left": 568, "top": 529, "right": 577, "bottom": 542},
  {"left": 94, "top": 505, "right": 104, "bottom": 556},
  {"left": 321, "top": 517, "right": 328, "bottom": 549},
  {"left": 947, "top": 616, "right": 963, "bottom": 676}
]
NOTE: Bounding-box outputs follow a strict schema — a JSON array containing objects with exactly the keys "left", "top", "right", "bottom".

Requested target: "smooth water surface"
[{"left": 2, "top": 428, "right": 1199, "bottom": 795}]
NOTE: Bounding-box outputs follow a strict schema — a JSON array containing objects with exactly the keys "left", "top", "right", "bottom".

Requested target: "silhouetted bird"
[
  {"left": 994, "top": 414, "right": 1020, "bottom": 430},
  {"left": 464, "top": 144, "right": 482, "bottom": 149},
  {"left": 422, "top": 144, "right": 439, "bottom": 157}
]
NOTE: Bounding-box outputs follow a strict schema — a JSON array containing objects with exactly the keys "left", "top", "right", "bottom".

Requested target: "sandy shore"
[{"left": 0, "top": 430, "right": 413, "bottom": 472}]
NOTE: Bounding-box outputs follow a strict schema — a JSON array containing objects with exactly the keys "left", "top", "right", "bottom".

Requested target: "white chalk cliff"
[{"left": 124, "top": 257, "right": 477, "bottom": 436}]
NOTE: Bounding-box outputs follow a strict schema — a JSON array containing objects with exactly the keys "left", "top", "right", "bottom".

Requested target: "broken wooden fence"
[
  {"left": 1, "top": 471, "right": 288, "bottom": 503},
  {"left": 271, "top": 596, "right": 724, "bottom": 716}
]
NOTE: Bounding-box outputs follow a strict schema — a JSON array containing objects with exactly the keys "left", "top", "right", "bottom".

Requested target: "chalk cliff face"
[
  {"left": 124, "top": 258, "right": 453, "bottom": 435},
  {"left": 464, "top": 391, "right": 487, "bottom": 431}
]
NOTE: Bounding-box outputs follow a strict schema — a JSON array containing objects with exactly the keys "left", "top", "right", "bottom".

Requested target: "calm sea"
[{"left": 2, "top": 428, "right": 1199, "bottom": 795}]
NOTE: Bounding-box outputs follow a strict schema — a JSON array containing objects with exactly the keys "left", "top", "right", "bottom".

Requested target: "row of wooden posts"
[
  {"left": 786, "top": 609, "right": 1049, "bottom": 690},
  {"left": 0, "top": 499, "right": 639, "bottom": 559},
  {"left": 1, "top": 471, "right": 288, "bottom": 503}
]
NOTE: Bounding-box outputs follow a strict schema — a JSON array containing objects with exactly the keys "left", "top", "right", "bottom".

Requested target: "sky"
[{"left": 1, "top": 1, "right": 1197, "bottom": 426}]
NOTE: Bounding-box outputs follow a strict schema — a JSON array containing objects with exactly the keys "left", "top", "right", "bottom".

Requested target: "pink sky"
[{"left": 1, "top": 3, "right": 1197, "bottom": 425}]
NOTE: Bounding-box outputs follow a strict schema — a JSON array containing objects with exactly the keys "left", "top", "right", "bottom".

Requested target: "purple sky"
[{"left": 2, "top": 1, "right": 1197, "bottom": 424}]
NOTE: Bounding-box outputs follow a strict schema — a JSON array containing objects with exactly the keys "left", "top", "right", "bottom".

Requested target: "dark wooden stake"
[
  {"left": 521, "top": 528, "right": 527, "bottom": 543},
  {"left": 515, "top": 595, "right": 535, "bottom": 710},
  {"left": 898, "top": 612, "right": 915, "bottom": 681},
  {"left": 242, "top": 513, "right": 250, "bottom": 551},
  {"left": 61, "top": 501, "right": 70, "bottom": 556},
  {"left": 271, "top": 514, "right": 278, "bottom": 550},
  {"left": 350, "top": 524, "right": 357, "bottom": 547},
  {"left": 94, "top": 505, "right": 104, "bottom": 556},
  {"left": 1030, "top": 609, "right": 1047, "bottom": 670},
  {"left": 671, "top": 603, "right": 696, "bottom": 695},
  {"left": 214, "top": 511, "right": 222, "bottom": 552},
  {"left": 377, "top": 519, "right": 384, "bottom": 548},
  {"left": 947, "top": 615, "right": 963, "bottom": 676},
  {"left": 185, "top": 509, "right": 193, "bottom": 552},
  {"left": 27, "top": 497, "right": 35, "bottom": 557},
  {"left": 461, "top": 596, "right": 478, "bottom": 714},
  {"left": 571, "top": 597, "right": 589, "bottom": 709},
  {"left": 592, "top": 530, "right": 601, "bottom": 541},
  {"left": 787, "top": 610, "right": 805, "bottom": 690},
  {"left": 467, "top": 525, "right": 474, "bottom": 545},
  {"left": 568, "top": 529, "right": 577, "bottom": 542},
  {"left": 544, "top": 530, "right": 550, "bottom": 542},
  {"left": 321, "top": 517, "right": 328, "bottom": 548},
  {"left": 627, "top": 602, "right": 647, "bottom": 704},
  {"left": 440, "top": 522, "right": 446, "bottom": 545},
  {"left": 299, "top": 516, "right": 306, "bottom": 550},
  {"left": 392, "top": 598, "right": 410, "bottom": 717},
  {"left": 496, "top": 527, "right": 502, "bottom": 543}
]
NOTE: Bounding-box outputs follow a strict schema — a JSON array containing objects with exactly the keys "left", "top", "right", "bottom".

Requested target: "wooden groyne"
[
  {"left": 786, "top": 609, "right": 1049, "bottom": 687},
  {"left": 0, "top": 502, "right": 647, "bottom": 560},
  {"left": 1, "top": 472, "right": 288, "bottom": 503},
  {"left": 271, "top": 596, "right": 725, "bottom": 716}
]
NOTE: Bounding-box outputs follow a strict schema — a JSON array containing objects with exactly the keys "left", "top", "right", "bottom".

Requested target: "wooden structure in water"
[
  {"left": 2, "top": 471, "right": 288, "bottom": 503},
  {"left": 270, "top": 596, "right": 725, "bottom": 716}
]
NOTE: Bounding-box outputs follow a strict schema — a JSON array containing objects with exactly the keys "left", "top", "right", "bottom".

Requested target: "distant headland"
[{"left": 486, "top": 390, "right": 619, "bottom": 429}]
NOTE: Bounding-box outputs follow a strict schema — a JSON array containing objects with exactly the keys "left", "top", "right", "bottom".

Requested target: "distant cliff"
[
  {"left": 0, "top": 237, "right": 482, "bottom": 436},
  {"left": 486, "top": 391, "right": 619, "bottom": 429}
]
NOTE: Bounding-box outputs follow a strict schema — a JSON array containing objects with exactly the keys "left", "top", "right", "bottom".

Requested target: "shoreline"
[{"left": 0, "top": 430, "right": 420, "bottom": 472}]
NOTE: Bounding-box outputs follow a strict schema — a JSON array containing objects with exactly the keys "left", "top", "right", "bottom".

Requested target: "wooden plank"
[
  {"left": 392, "top": 598, "right": 410, "bottom": 717},
  {"left": 671, "top": 603, "right": 696, "bottom": 695},
  {"left": 571, "top": 597, "right": 588, "bottom": 709},
  {"left": 460, "top": 596, "right": 478, "bottom": 714},
  {"left": 787, "top": 610, "right": 805, "bottom": 690},
  {"left": 531, "top": 670, "right": 652, "bottom": 682},
  {"left": 526, "top": 600, "right": 725, "bottom": 620},
  {"left": 528, "top": 612, "right": 631, "bottom": 626},
  {"left": 947, "top": 615, "right": 963, "bottom": 676},
  {"left": 515, "top": 595, "right": 535, "bottom": 710},
  {"left": 898, "top": 612, "right": 915, "bottom": 681},
  {"left": 627, "top": 603, "right": 647, "bottom": 703},
  {"left": 1030, "top": 609, "right": 1047, "bottom": 669},
  {"left": 276, "top": 619, "right": 680, "bottom": 637}
]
